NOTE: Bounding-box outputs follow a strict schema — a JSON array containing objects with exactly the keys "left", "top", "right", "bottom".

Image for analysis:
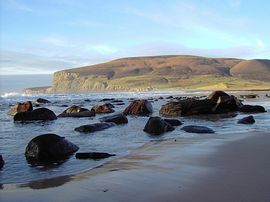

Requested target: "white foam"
[{"left": 0, "top": 92, "right": 21, "bottom": 98}]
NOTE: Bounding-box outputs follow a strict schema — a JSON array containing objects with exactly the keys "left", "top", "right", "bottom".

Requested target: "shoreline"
[{"left": 2, "top": 131, "right": 270, "bottom": 201}]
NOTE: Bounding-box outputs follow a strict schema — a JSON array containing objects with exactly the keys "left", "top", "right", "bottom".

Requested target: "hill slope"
[{"left": 51, "top": 55, "right": 270, "bottom": 93}]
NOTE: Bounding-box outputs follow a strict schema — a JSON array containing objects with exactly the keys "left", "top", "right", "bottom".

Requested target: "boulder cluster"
[{"left": 2, "top": 91, "right": 266, "bottom": 168}]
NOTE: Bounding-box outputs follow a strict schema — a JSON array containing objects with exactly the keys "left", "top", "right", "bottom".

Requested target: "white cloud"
[{"left": 88, "top": 45, "right": 118, "bottom": 55}]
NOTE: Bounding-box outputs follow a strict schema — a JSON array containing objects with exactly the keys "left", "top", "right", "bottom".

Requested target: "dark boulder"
[
  {"left": 7, "top": 101, "right": 33, "bottom": 116},
  {"left": 14, "top": 108, "right": 57, "bottom": 122},
  {"left": 100, "top": 113, "right": 128, "bottom": 125},
  {"left": 238, "top": 115, "right": 255, "bottom": 124},
  {"left": 25, "top": 134, "right": 79, "bottom": 162},
  {"left": 58, "top": 105, "right": 95, "bottom": 117},
  {"left": 112, "top": 100, "right": 124, "bottom": 103},
  {"left": 207, "top": 91, "right": 241, "bottom": 113},
  {"left": 238, "top": 105, "right": 266, "bottom": 113},
  {"left": 159, "top": 99, "right": 215, "bottom": 116},
  {"left": 75, "top": 122, "right": 115, "bottom": 133},
  {"left": 91, "top": 104, "right": 115, "bottom": 114},
  {"left": 0, "top": 155, "right": 4, "bottom": 169},
  {"left": 160, "top": 91, "right": 242, "bottom": 116},
  {"left": 144, "top": 117, "right": 174, "bottom": 135},
  {"left": 76, "top": 152, "right": 115, "bottom": 160},
  {"left": 164, "top": 118, "right": 182, "bottom": 126},
  {"left": 36, "top": 98, "right": 51, "bottom": 104},
  {"left": 123, "top": 100, "right": 153, "bottom": 116},
  {"left": 181, "top": 125, "right": 215, "bottom": 133}
]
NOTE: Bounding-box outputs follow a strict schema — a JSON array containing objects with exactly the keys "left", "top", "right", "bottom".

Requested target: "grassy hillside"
[{"left": 51, "top": 55, "right": 270, "bottom": 93}]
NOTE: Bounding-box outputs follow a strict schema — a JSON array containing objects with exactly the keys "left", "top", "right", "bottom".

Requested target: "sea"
[{"left": 0, "top": 74, "right": 270, "bottom": 185}]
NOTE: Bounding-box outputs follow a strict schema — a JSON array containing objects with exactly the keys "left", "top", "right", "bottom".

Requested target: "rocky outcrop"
[
  {"left": 23, "top": 86, "right": 53, "bottom": 94},
  {"left": 181, "top": 125, "right": 215, "bottom": 133},
  {"left": 7, "top": 101, "right": 33, "bottom": 116},
  {"left": 14, "top": 108, "right": 57, "bottom": 122},
  {"left": 99, "top": 113, "right": 128, "bottom": 124},
  {"left": 123, "top": 100, "right": 153, "bottom": 116},
  {"left": 91, "top": 104, "right": 115, "bottom": 114},
  {"left": 238, "top": 105, "right": 266, "bottom": 113},
  {"left": 25, "top": 134, "right": 79, "bottom": 162},
  {"left": 143, "top": 117, "right": 175, "bottom": 135},
  {"left": 75, "top": 152, "right": 115, "bottom": 160},
  {"left": 160, "top": 91, "right": 242, "bottom": 116},
  {"left": 75, "top": 123, "right": 115, "bottom": 133},
  {"left": 58, "top": 105, "right": 95, "bottom": 117},
  {"left": 238, "top": 116, "right": 255, "bottom": 124}
]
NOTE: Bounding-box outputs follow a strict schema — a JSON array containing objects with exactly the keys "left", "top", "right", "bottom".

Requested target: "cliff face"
[{"left": 50, "top": 55, "right": 270, "bottom": 93}]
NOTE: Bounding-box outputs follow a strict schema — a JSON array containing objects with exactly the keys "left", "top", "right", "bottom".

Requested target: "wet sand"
[{"left": 1, "top": 131, "right": 270, "bottom": 202}]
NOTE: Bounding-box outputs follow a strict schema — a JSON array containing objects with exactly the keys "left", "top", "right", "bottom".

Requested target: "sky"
[{"left": 0, "top": 0, "right": 269, "bottom": 75}]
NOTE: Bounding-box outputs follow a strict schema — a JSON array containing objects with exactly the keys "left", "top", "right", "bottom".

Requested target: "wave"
[{"left": 0, "top": 92, "right": 21, "bottom": 98}]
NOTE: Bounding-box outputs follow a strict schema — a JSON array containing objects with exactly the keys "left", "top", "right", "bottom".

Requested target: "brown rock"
[
  {"left": 123, "top": 100, "right": 153, "bottom": 116},
  {"left": 7, "top": 101, "right": 33, "bottom": 116},
  {"left": 14, "top": 108, "right": 57, "bottom": 122},
  {"left": 58, "top": 105, "right": 95, "bottom": 117},
  {"left": 91, "top": 104, "right": 115, "bottom": 114}
]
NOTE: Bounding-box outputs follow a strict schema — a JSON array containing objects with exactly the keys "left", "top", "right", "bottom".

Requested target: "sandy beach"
[{"left": 1, "top": 131, "right": 270, "bottom": 202}]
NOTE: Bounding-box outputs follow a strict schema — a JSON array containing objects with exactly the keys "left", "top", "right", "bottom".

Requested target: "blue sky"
[{"left": 0, "top": 0, "right": 269, "bottom": 75}]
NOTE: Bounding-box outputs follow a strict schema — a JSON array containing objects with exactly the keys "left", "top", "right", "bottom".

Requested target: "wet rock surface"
[
  {"left": 181, "top": 125, "right": 215, "bottom": 133},
  {"left": 76, "top": 152, "right": 115, "bottom": 160},
  {"left": 144, "top": 116, "right": 175, "bottom": 135},
  {"left": 238, "top": 115, "right": 255, "bottom": 124},
  {"left": 75, "top": 122, "right": 116, "bottom": 133},
  {"left": 91, "top": 104, "right": 115, "bottom": 114},
  {"left": 0, "top": 155, "right": 4, "bottom": 169},
  {"left": 25, "top": 134, "right": 79, "bottom": 162},
  {"left": 123, "top": 100, "right": 153, "bottom": 116},
  {"left": 100, "top": 113, "right": 128, "bottom": 125},
  {"left": 58, "top": 105, "right": 95, "bottom": 117},
  {"left": 7, "top": 101, "right": 33, "bottom": 116},
  {"left": 14, "top": 108, "right": 57, "bottom": 122}
]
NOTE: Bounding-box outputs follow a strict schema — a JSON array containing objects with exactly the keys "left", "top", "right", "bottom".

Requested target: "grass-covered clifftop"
[{"left": 49, "top": 55, "right": 270, "bottom": 93}]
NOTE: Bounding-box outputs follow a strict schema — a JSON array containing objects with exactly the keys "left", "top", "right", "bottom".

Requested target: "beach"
[{"left": 1, "top": 131, "right": 270, "bottom": 202}]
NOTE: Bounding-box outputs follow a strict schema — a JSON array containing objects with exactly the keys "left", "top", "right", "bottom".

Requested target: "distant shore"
[{"left": 2, "top": 131, "right": 270, "bottom": 202}]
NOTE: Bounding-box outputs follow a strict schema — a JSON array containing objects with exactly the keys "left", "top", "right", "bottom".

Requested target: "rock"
[
  {"left": 166, "top": 96, "right": 173, "bottom": 99},
  {"left": 75, "top": 122, "right": 115, "bottom": 133},
  {"left": 207, "top": 91, "right": 241, "bottom": 113},
  {"left": 101, "top": 98, "right": 114, "bottom": 102},
  {"left": 76, "top": 152, "right": 115, "bottom": 160},
  {"left": 91, "top": 104, "right": 115, "bottom": 114},
  {"left": 123, "top": 100, "right": 153, "bottom": 116},
  {"left": 0, "top": 155, "right": 4, "bottom": 169},
  {"left": 112, "top": 100, "right": 124, "bottom": 103},
  {"left": 36, "top": 98, "right": 51, "bottom": 104},
  {"left": 240, "top": 94, "right": 258, "bottom": 99},
  {"left": 238, "top": 115, "right": 255, "bottom": 124},
  {"left": 160, "top": 91, "right": 242, "bottom": 116},
  {"left": 164, "top": 118, "right": 182, "bottom": 126},
  {"left": 58, "top": 105, "right": 95, "bottom": 117},
  {"left": 7, "top": 101, "right": 33, "bottom": 116},
  {"left": 238, "top": 105, "right": 266, "bottom": 113},
  {"left": 159, "top": 99, "right": 215, "bottom": 116},
  {"left": 100, "top": 113, "right": 128, "bottom": 125},
  {"left": 104, "top": 103, "right": 115, "bottom": 108},
  {"left": 143, "top": 117, "right": 175, "bottom": 135},
  {"left": 25, "top": 134, "right": 79, "bottom": 162},
  {"left": 181, "top": 125, "right": 215, "bottom": 133},
  {"left": 14, "top": 108, "right": 57, "bottom": 122}
]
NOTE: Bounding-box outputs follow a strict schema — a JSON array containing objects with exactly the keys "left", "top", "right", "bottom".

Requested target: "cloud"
[{"left": 89, "top": 45, "right": 118, "bottom": 55}]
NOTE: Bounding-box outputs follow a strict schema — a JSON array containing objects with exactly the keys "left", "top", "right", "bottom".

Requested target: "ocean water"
[
  {"left": 0, "top": 74, "right": 52, "bottom": 95},
  {"left": 0, "top": 91, "right": 270, "bottom": 185}
]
